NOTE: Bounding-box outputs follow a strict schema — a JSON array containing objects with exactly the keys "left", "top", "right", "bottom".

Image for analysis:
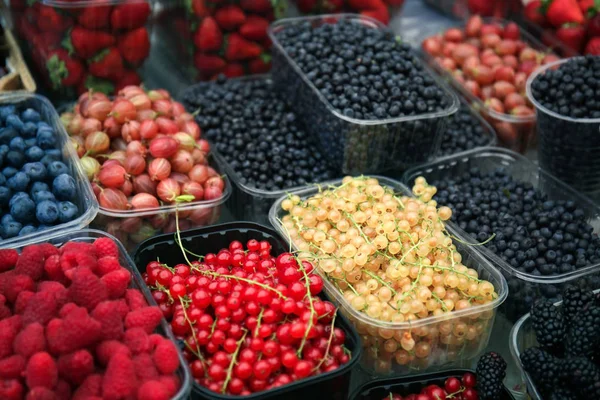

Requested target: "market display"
[
  {"left": 437, "top": 104, "right": 495, "bottom": 157},
  {"left": 294, "top": 0, "right": 405, "bottom": 25}
]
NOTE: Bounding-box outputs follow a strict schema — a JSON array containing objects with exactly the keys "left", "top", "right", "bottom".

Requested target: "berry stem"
[
  {"left": 221, "top": 329, "right": 248, "bottom": 394},
  {"left": 178, "top": 297, "right": 206, "bottom": 363},
  {"left": 314, "top": 312, "right": 337, "bottom": 371}
]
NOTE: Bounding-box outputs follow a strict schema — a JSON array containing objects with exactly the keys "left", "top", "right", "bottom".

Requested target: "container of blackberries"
[
  {"left": 181, "top": 75, "right": 339, "bottom": 225},
  {"left": 268, "top": 14, "right": 460, "bottom": 175},
  {"left": 132, "top": 222, "right": 361, "bottom": 400},
  {"left": 510, "top": 287, "right": 600, "bottom": 400},
  {"left": 0, "top": 93, "right": 98, "bottom": 248},
  {"left": 527, "top": 56, "right": 600, "bottom": 198},
  {"left": 403, "top": 147, "right": 600, "bottom": 322}
]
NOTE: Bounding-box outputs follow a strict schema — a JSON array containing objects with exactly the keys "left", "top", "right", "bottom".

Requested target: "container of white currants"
[{"left": 269, "top": 176, "right": 508, "bottom": 376}]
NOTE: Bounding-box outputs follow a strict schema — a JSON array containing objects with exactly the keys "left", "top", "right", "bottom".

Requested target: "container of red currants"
[{"left": 132, "top": 222, "right": 361, "bottom": 399}]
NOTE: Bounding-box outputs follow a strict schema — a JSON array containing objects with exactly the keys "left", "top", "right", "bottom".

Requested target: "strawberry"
[
  {"left": 37, "top": 5, "right": 72, "bottom": 33},
  {"left": 323, "top": 0, "right": 344, "bottom": 11},
  {"left": 542, "top": 0, "right": 584, "bottom": 27},
  {"left": 585, "top": 36, "right": 600, "bottom": 54},
  {"left": 579, "top": 0, "right": 595, "bottom": 13},
  {"left": 556, "top": 23, "right": 586, "bottom": 52},
  {"left": 117, "top": 27, "right": 150, "bottom": 66},
  {"left": 93, "top": 238, "right": 119, "bottom": 259},
  {"left": 589, "top": 14, "right": 600, "bottom": 37},
  {"left": 215, "top": 5, "right": 246, "bottom": 31},
  {"left": 194, "top": 17, "right": 222, "bottom": 51},
  {"left": 0, "top": 355, "right": 26, "bottom": 380},
  {"left": 137, "top": 380, "right": 169, "bottom": 400},
  {"left": 116, "top": 70, "right": 141, "bottom": 91},
  {"left": 296, "top": 0, "right": 318, "bottom": 12},
  {"left": 152, "top": 338, "right": 179, "bottom": 375},
  {"left": 239, "top": 16, "right": 269, "bottom": 41},
  {"left": 249, "top": 56, "right": 271, "bottom": 74},
  {"left": 0, "top": 250, "right": 18, "bottom": 272},
  {"left": 102, "top": 353, "right": 138, "bottom": 400},
  {"left": 525, "top": 0, "right": 548, "bottom": 25},
  {"left": 0, "top": 379, "right": 24, "bottom": 400},
  {"left": 348, "top": 0, "right": 385, "bottom": 10},
  {"left": 124, "top": 306, "right": 162, "bottom": 333},
  {"left": 77, "top": 5, "right": 112, "bottom": 29},
  {"left": 65, "top": 27, "right": 115, "bottom": 59},
  {"left": 72, "top": 374, "right": 102, "bottom": 400},
  {"left": 194, "top": 53, "right": 226, "bottom": 76},
  {"left": 186, "top": 0, "right": 209, "bottom": 17},
  {"left": 88, "top": 47, "right": 124, "bottom": 81},
  {"left": 239, "top": 0, "right": 274, "bottom": 13},
  {"left": 25, "top": 352, "right": 58, "bottom": 390},
  {"left": 110, "top": 1, "right": 151, "bottom": 31},
  {"left": 224, "top": 33, "right": 262, "bottom": 61},
  {"left": 57, "top": 350, "right": 94, "bottom": 385},
  {"left": 360, "top": 6, "right": 390, "bottom": 24},
  {"left": 467, "top": 0, "right": 495, "bottom": 15},
  {"left": 79, "top": 75, "right": 115, "bottom": 96},
  {"left": 45, "top": 49, "right": 84, "bottom": 89},
  {"left": 13, "top": 323, "right": 46, "bottom": 359}
]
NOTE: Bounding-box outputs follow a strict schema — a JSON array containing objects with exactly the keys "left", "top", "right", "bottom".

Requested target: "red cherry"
[
  {"left": 463, "top": 388, "right": 479, "bottom": 400},
  {"left": 445, "top": 377, "right": 461, "bottom": 394},
  {"left": 462, "top": 372, "right": 476, "bottom": 388}
]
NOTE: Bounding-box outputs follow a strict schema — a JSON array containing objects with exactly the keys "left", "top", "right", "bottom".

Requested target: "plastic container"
[
  {"left": 9, "top": 0, "right": 152, "bottom": 97},
  {"left": 509, "top": 289, "right": 600, "bottom": 400},
  {"left": 527, "top": 57, "right": 600, "bottom": 198},
  {"left": 9, "top": 228, "right": 193, "bottom": 400},
  {"left": 131, "top": 222, "right": 362, "bottom": 400},
  {"left": 0, "top": 93, "right": 99, "bottom": 249},
  {"left": 403, "top": 147, "right": 600, "bottom": 321},
  {"left": 269, "top": 176, "right": 508, "bottom": 376},
  {"left": 350, "top": 369, "right": 516, "bottom": 400},
  {"left": 268, "top": 14, "right": 460, "bottom": 175},
  {"left": 419, "top": 18, "right": 560, "bottom": 154}
]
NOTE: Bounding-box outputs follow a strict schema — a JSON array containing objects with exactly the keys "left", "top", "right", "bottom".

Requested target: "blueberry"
[
  {"left": 2, "top": 166, "right": 18, "bottom": 179},
  {"left": 10, "top": 195, "right": 35, "bottom": 223},
  {"left": 24, "top": 138, "right": 37, "bottom": 148},
  {"left": 7, "top": 172, "right": 30, "bottom": 192},
  {"left": 0, "top": 145, "right": 8, "bottom": 157},
  {"left": 0, "top": 105, "right": 16, "bottom": 121},
  {"left": 46, "top": 149, "right": 61, "bottom": 159},
  {"left": 30, "top": 181, "right": 49, "bottom": 197},
  {"left": 52, "top": 173, "right": 76, "bottom": 201},
  {"left": 0, "top": 174, "right": 5, "bottom": 185},
  {"left": 9, "top": 137, "right": 26, "bottom": 152},
  {"left": 6, "top": 150, "right": 24, "bottom": 168},
  {"left": 1, "top": 214, "right": 14, "bottom": 224},
  {"left": 0, "top": 128, "right": 17, "bottom": 145},
  {"left": 5, "top": 115, "right": 24, "bottom": 132},
  {"left": 0, "top": 186, "right": 11, "bottom": 207},
  {"left": 19, "top": 225, "right": 36, "bottom": 236},
  {"left": 22, "top": 162, "right": 47, "bottom": 182},
  {"left": 0, "top": 221, "right": 22, "bottom": 239},
  {"left": 36, "top": 122, "right": 52, "bottom": 133},
  {"left": 438, "top": 107, "right": 490, "bottom": 157},
  {"left": 36, "top": 128, "right": 57, "bottom": 150},
  {"left": 47, "top": 161, "right": 68, "bottom": 178},
  {"left": 25, "top": 146, "right": 44, "bottom": 162},
  {"left": 9, "top": 192, "right": 30, "bottom": 208},
  {"left": 58, "top": 201, "right": 79, "bottom": 222},
  {"left": 41, "top": 154, "right": 60, "bottom": 166},
  {"left": 21, "top": 122, "right": 37, "bottom": 138},
  {"left": 36, "top": 200, "right": 59, "bottom": 224},
  {"left": 32, "top": 190, "right": 55, "bottom": 204},
  {"left": 21, "top": 108, "right": 41, "bottom": 123}
]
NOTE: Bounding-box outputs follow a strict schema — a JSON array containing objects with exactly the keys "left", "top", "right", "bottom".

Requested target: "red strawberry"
[
  {"left": 0, "top": 250, "right": 18, "bottom": 272},
  {"left": 239, "top": 16, "right": 269, "bottom": 41},
  {"left": 13, "top": 323, "right": 46, "bottom": 359},
  {"left": 543, "top": 0, "right": 584, "bottom": 27},
  {"left": 72, "top": 374, "right": 102, "bottom": 400},
  {"left": 585, "top": 36, "right": 600, "bottom": 54},
  {"left": 0, "top": 355, "right": 25, "bottom": 380},
  {"left": 0, "top": 379, "right": 24, "bottom": 400},
  {"left": 296, "top": 0, "right": 318, "bottom": 12},
  {"left": 95, "top": 341, "right": 131, "bottom": 367},
  {"left": 37, "top": 5, "right": 72, "bottom": 33},
  {"left": 589, "top": 14, "right": 600, "bottom": 37},
  {"left": 78, "top": 75, "right": 115, "bottom": 96},
  {"left": 57, "top": 350, "right": 94, "bottom": 385},
  {"left": 240, "top": 0, "right": 274, "bottom": 13},
  {"left": 101, "top": 268, "right": 131, "bottom": 299},
  {"left": 467, "top": 0, "right": 495, "bottom": 15},
  {"left": 579, "top": 0, "right": 595, "bottom": 13},
  {"left": 115, "top": 70, "right": 141, "bottom": 91},
  {"left": 132, "top": 353, "right": 158, "bottom": 381},
  {"left": 25, "top": 352, "right": 58, "bottom": 390},
  {"left": 91, "top": 301, "right": 124, "bottom": 340},
  {"left": 88, "top": 47, "right": 124, "bottom": 81},
  {"left": 77, "top": 5, "right": 112, "bottom": 29},
  {"left": 194, "top": 53, "right": 226, "bottom": 76},
  {"left": 556, "top": 24, "right": 586, "bottom": 52},
  {"left": 348, "top": 0, "right": 385, "bottom": 10},
  {"left": 123, "top": 328, "right": 150, "bottom": 354},
  {"left": 224, "top": 33, "right": 261, "bottom": 61},
  {"left": 45, "top": 49, "right": 84, "bottom": 89},
  {"left": 66, "top": 27, "right": 116, "bottom": 59},
  {"left": 194, "top": 17, "right": 222, "bottom": 52},
  {"left": 68, "top": 268, "right": 108, "bottom": 311},
  {"left": 124, "top": 306, "right": 162, "bottom": 333},
  {"left": 249, "top": 56, "right": 271, "bottom": 74},
  {"left": 137, "top": 380, "right": 169, "bottom": 400},
  {"left": 219, "top": 63, "right": 245, "bottom": 79},
  {"left": 93, "top": 238, "right": 119, "bottom": 259},
  {"left": 360, "top": 6, "right": 389, "bottom": 24},
  {"left": 323, "top": 0, "right": 344, "bottom": 12},
  {"left": 117, "top": 27, "right": 150, "bottom": 66},
  {"left": 188, "top": 0, "right": 209, "bottom": 16},
  {"left": 152, "top": 338, "right": 179, "bottom": 375},
  {"left": 125, "top": 289, "right": 147, "bottom": 310},
  {"left": 215, "top": 5, "right": 246, "bottom": 31},
  {"left": 102, "top": 353, "right": 137, "bottom": 400},
  {"left": 15, "top": 245, "right": 45, "bottom": 281},
  {"left": 110, "top": 1, "right": 151, "bottom": 31},
  {"left": 525, "top": 0, "right": 547, "bottom": 25}
]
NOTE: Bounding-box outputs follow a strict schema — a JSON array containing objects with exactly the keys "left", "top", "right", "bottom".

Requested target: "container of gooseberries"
[
  {"left": 132, "top": 222, "right": 362, "bottom": 400},
  {"left": 269, "top": 176, "right": 508, "bottom": 376},
  {"left": 403, "top": 147, "right": 600, "bottom": 322}
]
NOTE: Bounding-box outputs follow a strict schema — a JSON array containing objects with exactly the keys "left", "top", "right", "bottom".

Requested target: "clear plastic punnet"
[
  {"left": 0, "top": 93, "right": 99, "bottom": 249},
  {"left": 269, "top": 176, "right": 508, "bottom": 376},
  {"left": 268, "top": 14, "right": 460, "bottom": 175},
  {"left": 403, "top": 147, "right": 600, "bottom": 321}
]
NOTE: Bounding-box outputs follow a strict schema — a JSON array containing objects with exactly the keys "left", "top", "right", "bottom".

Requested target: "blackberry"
[
  {"left": 563, "top": 357, "right": 600, "bottom": 398},
  {"left": 475, "top": 352, "right": 507, "bottom": 400},
  {"left": 566, "top": 305, "right": 600, "bottom": 358},
  {"left": 437, "top": 106, "right": 491, "bottom": 157},
  {"left": 562, "top": 286, "right": 595, "bottom": 324},
  {"left": 530, "top": 299, "right": 565, "bottom": 355},
  {"left": 521, "top": 347, "right": 562, "bottom": 396}
]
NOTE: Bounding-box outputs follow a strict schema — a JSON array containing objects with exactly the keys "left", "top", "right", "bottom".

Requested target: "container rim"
[
  {"left": 268, "top": 175, "right": 509, "bottom": 331},
  {"left": 0, "top": 93, "right": 100, "bottom": 249},
  {"left": 402, "top": 146, "right": 600, "bottom": 284},
  {"left": 267, "top": 13, "right": 460, "bottom": 126},
  {"left": 526, "top": 57, "right": 600, "bottom": 124},
  {"left": 40, "top": 0, "right": 149, "bottom": 8}
]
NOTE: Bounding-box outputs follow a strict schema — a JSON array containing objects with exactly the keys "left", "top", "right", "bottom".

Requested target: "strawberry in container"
[
  {"left": 9, "top": 0, "right": 152, "bottom": 97},
  {"left": 294, "top": 0, "right": 406, "bottom": 25}
]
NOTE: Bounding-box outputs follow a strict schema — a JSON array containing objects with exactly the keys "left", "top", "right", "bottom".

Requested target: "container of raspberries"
[
  {"left": 403, "top": 147, "right": 600, "bottom": 322},
  {"left": 527, "top": 56, "right": 600, "bottom": 198},
  {"left": 181, "top": 75, "right": 339, "bottom": 225},
  {"left": 0, "top": 229, "right": 192, "bottom": 399},
  {"left": 60, "top": 85, "right": 230, "bottom": 252},
  {"left": 292, "top": 0, "right": 405, "bottom": 26},
  {"left": 510, "top": 287, "right": 600, "bottom": 400},
  {"left": 132, "top": 222, "right": 361, "bottom": 399},
  {"left": 419, "top": 16, "right": 562, "bottom": 153},
  {"left": 268, "top": 14, "right": 460, "bottom": 175},
  {"left": 0, "top": 93, "right": 98, "bottom": 248},
  {"left": 270, "top": 176, "right": 508, "bottom": 375},
  {"left": 9, "top": 0, "right": 152, "bottom": 97}
]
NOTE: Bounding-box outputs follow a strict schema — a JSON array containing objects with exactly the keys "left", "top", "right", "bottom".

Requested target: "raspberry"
[
  {"left": 37, "top": 244, "right": 58, "bottom": 259},
  {"left": 133, "top": 353, "right": 159, "bottom": 381},
  {"left": 96, "top": 256, "right": 121, "bottom": 276},
  {"left": 137, "top": 380, "right": 170, "bottom": 400},
  {"left": 25, "top": 387, "right": 57, "bottom": 400},
  {"left": 0, "top": 316, "right": 22, "bottom": 359},
  {"left": 68, "top": 268, "right": 108, "bottom": 311},
  {"left": 72, "top": 374, "right": 102, "bottom": 400},
  {"left": 0, "top": 250, "right": 18, "bottom": 272},
  {"left": 44, "top": 319, "right": 62, "bottom": 356},
  {"left": 125, "top": 289, "right": 147, "bottom": 310},
  {"left": 101, "top": 268, "right": 131, "bottom": 299},
  {"left": 0, "top": 355, "right": 26, "bottom": 379},
  {"left": 0, "top": 379, "right": 24, "bottom": 400},
  {"left": 43, "top": 256, "right": 65, "bottom": 284},
  {"left": 60, "top": 253, "right": 97, "bottom": 280},
  {"left": 54, "top": 308, "right": 102, "bottom": 354},
  {"left": 0, "top": 297, "right": 10, "bottom": 320},
  {"left": 14, "top": 246, "right": 45, "bottom": 281},
  {"left": 25, "top": 352, "right": 58, "bottom": 389},
  {"left": 95, "top": 340, "right": 131, "bottom": 367},
  {"left": 114, "top": 299, "right": 130, "bottom": 318},
  {"left": 57, "top": 350, "right": 94, "bottom": 385},
  {"left": 157, "top": 375, "right": 180, "bottom": 397},
  {"left": 124, "top": 307, "right": 163, "bottom": 334},
  {"left": 91, "top": 301, "right": 124, "bottom": 341},
  {"left": 102, "top": 353, "right": 138, "bottom": 400},
  {"left": 22, "top": 291, "right": 58, "bottom": 326},
  {"left": 93, "top": 237, "right": 119, "bottom": 259},
  {"left": 13, "top": 323, "right": 46, "bottom": 358},
  {"left": 4, "top": 274, "right": 35, "bottom": 304},
  {"left": 37, "top": 282, "right": 68, "bottom": 309},
  {"left": 152, "top": 338, "right": 179, "bottom": 375},
  {"left": 123, "top": 328, "right": 151, "bottom": 354},
  {"left": 13, "top": 291, "right": 34, "bottom": 315},
  {"left": 60, "top": 242, "right": 95, "bottom": 257},
  {"left": 58, "top": 303, "right": 83, "bottom": 318},
  {"left": 55, "top": 380, "right": 71, "bottom": 400}
]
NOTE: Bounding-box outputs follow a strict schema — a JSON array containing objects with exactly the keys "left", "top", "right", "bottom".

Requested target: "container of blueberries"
[
  {"left": 0, "top": 93, "right": 98, "bottom": 248},
  {"left": 180, "top": 75, "right": 340, "bottom": 225},
  {"left": 527, "top": 56, "right": 600, "bottom": 199},
  {"left": 268, "top": 14, "right": 460, "bottom": 175},
  {"left": 403, "top": 147, "right": 600, "bottom": 321}
]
